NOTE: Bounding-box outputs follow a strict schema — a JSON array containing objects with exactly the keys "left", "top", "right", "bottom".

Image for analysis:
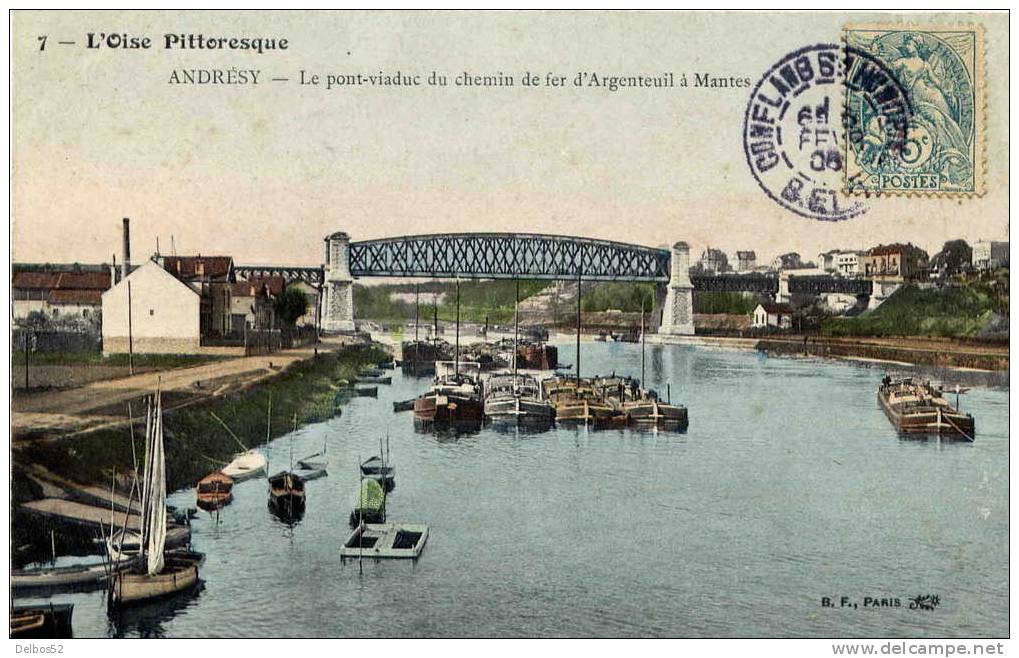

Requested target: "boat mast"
[
  {"left": 513, "top": 278, "right": 520, "bottom": 377},
  {"left": 414, "top": 283, "right": 420, "bottom": 372},
  {"left": 454, "top": 278, "right": 460, "bottom": 378},
  {"left": 433, "top": 294, "right": 438, "bottom": 368},
  {"left": 640, "top": 296, "right": 646, "bottom": 388},
  {"left": 575, "top": 270, "right": 582, "bottom": 382}
]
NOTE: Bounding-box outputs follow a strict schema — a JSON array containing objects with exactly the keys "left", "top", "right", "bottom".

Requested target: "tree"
[
  {"left": 274, "top": 287, "right": 309, "bottom": 326},
  {"left": 937, "top": 239, "right": 973, "bottom": 276}
]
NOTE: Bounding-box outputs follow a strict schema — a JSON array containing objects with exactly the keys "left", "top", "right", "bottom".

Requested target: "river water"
[{"left": 22, "top": 342, "right": 1009, "bottom": 638}]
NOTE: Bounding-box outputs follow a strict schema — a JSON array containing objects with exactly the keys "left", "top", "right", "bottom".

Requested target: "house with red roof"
[{"left": 12, "top": 266, "right": 112, "bottom": 323}]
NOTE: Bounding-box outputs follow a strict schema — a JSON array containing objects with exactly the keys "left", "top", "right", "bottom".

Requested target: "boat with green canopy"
[{"left": 349, "top": 478, "right": 386, "bottom": 527}]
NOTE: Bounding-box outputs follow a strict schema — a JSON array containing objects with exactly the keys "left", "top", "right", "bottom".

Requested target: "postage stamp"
[{"left": 843, "top": 24, "right": 986, "bottom": 195}]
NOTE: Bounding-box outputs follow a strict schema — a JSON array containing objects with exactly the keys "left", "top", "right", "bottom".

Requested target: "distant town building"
[
  {"left": 12, "top": 265, "right": 111, "bottom": 322},
  {"left": 972, "top": 240, "right": 1008, "bottom": 270},
  {"left": 697, "top": 247, "right": 730, "bottom": 273},
  {"left": 771, "top": 252, "right": 804, "bottom": 271},
  {"left": 735, "top": 251, "right": 756, "bottom": 272},
  {"left": 751, "top": 302, "right": 793, "bottom": 329},
  {"left": 835, "top": 251, "right": 863, "bottom": 277},
  {"left": 817, "top": 251, "right": 839, "bottom": 273},
  {"left": 231, "top": 275, "right": 285, "bottom": 334},
  {"left": 158, "top": 255, "right": 236, "bottom": 337},
  {"left": 860, "top": 243, "right": 929, "bottom": 282}
]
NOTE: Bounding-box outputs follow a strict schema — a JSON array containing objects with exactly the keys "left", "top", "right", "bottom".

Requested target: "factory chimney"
[{"left": 121, "top": 218, "right": 131, "bottom": 281}]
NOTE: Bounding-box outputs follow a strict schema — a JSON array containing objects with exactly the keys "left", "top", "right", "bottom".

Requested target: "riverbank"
[
  {"left": 648, "top": 333, "right": 1009, "bottom": 371},
  {"left": 11, "top": 341, "right": 388, "bottom": 562}
]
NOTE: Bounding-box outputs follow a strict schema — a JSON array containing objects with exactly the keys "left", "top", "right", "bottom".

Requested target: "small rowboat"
[
  {"left": 10, "top": 603, "right": 73, "bottom": 638},
  {"left": 392, "top": 399, "right": 415, "bottom": 412},
  {"left": 221, "top": 450, "right": 267, "bottom": 482},
  {"left": 360, "top": 455, "right": 395, "bottom": 491},
  {"left": 294, "top": 467, "right": 327, "bottom": 482},
  {"left": 13, "top": 557, "right": 141, "bottom": 594},
  {"left": 196, "top": 472, "right": 233, "bottom": 510},
  {"left": 268, "top": 471, "right": 306, "bottom": 519}
]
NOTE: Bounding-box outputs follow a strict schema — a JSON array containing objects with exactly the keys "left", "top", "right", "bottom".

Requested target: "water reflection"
[{"left": 107, "top": 582, "right": 204, "bottom": 638}]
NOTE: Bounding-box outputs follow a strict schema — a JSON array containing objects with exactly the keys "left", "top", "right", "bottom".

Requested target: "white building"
[
  {"left": 101, "top": 260, "right": 201, "bottom": 354},
  {"left": 835, "top": 251, "right": 861, "bottom": 277},
  {"left": 751, "top": 302, "right": 793, "bottom": 329},
  {"left": 817, "top": 251, "right": 838, "bottom": 273},
  {"left": 972, "top": 240, "right": 1008, "bottom": 270},
  {"left": 822, "top": 293, "right": 858, "bottom": 314}
]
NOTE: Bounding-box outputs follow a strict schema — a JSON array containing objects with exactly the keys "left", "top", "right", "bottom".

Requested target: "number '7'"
[{"left": 38, "top": 35, "right": 47, "bottom": 51}]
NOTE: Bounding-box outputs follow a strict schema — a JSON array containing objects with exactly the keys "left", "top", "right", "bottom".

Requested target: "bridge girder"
[
  {"left": 787, "top": 275, "right": 873, "bottom": 296},
  {"left": 347, "top": 233, "right": 671, "bottom": 282},
  {"left": 235, "top": 265, "right": 324, "bottom": 286}
]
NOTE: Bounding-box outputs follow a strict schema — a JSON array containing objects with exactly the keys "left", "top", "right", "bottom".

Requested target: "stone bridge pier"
[
  {"left": 321, "top": 231, "right": 356, "bottom": 333},
  {"left": 658, "top": 242, "right": 695, "bottom": 336}
]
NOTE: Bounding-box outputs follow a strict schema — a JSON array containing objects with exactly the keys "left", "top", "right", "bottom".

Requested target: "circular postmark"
[{"left": 744, "top": 44, "right": 874, "bottom": 220}]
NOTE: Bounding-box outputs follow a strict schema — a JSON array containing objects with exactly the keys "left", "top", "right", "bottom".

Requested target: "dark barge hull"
[
  {"left": 413, "top": 395, "right": 484, "bottom": 424},
  {"left": 11, "top": 603, "right": 74, "bottom": 638},
  {"left": 878, "top": 393, "right": 976, "bottom": 437}
]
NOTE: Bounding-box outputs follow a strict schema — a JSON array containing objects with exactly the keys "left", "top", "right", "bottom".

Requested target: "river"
[{"left": 22, "top": 341, "right": 1009, "bottom": 638}]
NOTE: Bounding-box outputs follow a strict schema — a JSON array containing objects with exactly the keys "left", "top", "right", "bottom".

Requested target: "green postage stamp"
[{"left": 844, "top": 24, "right": 985, "bottom": 195}]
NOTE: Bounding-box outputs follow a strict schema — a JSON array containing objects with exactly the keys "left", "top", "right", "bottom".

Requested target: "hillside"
[{"left": 821, "top": 271, "right": 1009, "bottom": 340}]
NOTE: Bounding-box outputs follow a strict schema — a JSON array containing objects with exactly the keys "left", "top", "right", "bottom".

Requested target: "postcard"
[{"left": 8, "top": 9, "right": 1009, "bottom": 647}]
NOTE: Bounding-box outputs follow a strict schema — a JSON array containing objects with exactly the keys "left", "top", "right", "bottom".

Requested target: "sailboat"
[{"left": 108, "top": 387, "right": 202, "bottom": 607}]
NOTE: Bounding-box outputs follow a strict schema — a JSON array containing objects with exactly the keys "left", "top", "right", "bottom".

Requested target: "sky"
[{"left": 12, "top": 10, "right": 1009, "bottom": 269}]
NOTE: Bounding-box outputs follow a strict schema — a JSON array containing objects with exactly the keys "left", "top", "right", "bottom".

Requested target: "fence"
[{"left": 12, "top": 329, "right": 101, "bottom": 354}]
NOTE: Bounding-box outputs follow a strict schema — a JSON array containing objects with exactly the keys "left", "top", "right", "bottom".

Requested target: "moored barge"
[{"left": 878, "top": 377, "right": 975, "bottom": 438}]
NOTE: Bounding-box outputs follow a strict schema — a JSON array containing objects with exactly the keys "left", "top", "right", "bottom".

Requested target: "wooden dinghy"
[
  {"left": 268, "top": 471, "right": 306, "bottom": 519},
  {"left": 196, "top": 471, "right": 234, "bottom": 510},
  {"left": 359, "top": 375, "right": 392, "bottom": 385},
  {"left": 354, "top": 386, "right": 378, "bottom": 397},
  {"left": 221, "top": 449, "right": 267, "bottom": 482},
  {"left": 13, "top": 557, "right": 142, "bottom": 594},
  {"left": 392, "top": 399, "right": 416, "bottom": 412},
  {"left": 340, "top": 523, "right": 429, "bottom": 561},
  {"left": 294, "top": 467, "right": 328, "bottom": 482},
  {"left": 10, "top": 603, "right": 74, "bottom": 638},
  {"left": 360, "top": 456, "right": 395, "bottom": 492}
]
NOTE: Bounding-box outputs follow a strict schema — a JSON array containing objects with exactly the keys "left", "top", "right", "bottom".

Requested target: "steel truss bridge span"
[
  {"left": 347, "top": 233, "right": 671, "bottom": 282},
  {"left": 691, "top": 273, "right": 873, "bottom": 296},
  {"left": 235, "top": 264, "right": 324, "bottom": 286}
]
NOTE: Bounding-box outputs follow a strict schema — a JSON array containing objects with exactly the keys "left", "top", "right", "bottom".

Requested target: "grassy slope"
[
  {"left": 822, "top": 275, "right": 1008, "bottom": 338},
  {"left": 355, "top": 280, "right": 547, "bottom": 324},
  {"left": 17, "top": 344, "right": 387, "bottom": 493}
]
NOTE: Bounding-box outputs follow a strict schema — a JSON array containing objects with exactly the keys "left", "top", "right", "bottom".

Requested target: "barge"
[{"left": 878, "top": 377, "right": 975, "bottom": 439}]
